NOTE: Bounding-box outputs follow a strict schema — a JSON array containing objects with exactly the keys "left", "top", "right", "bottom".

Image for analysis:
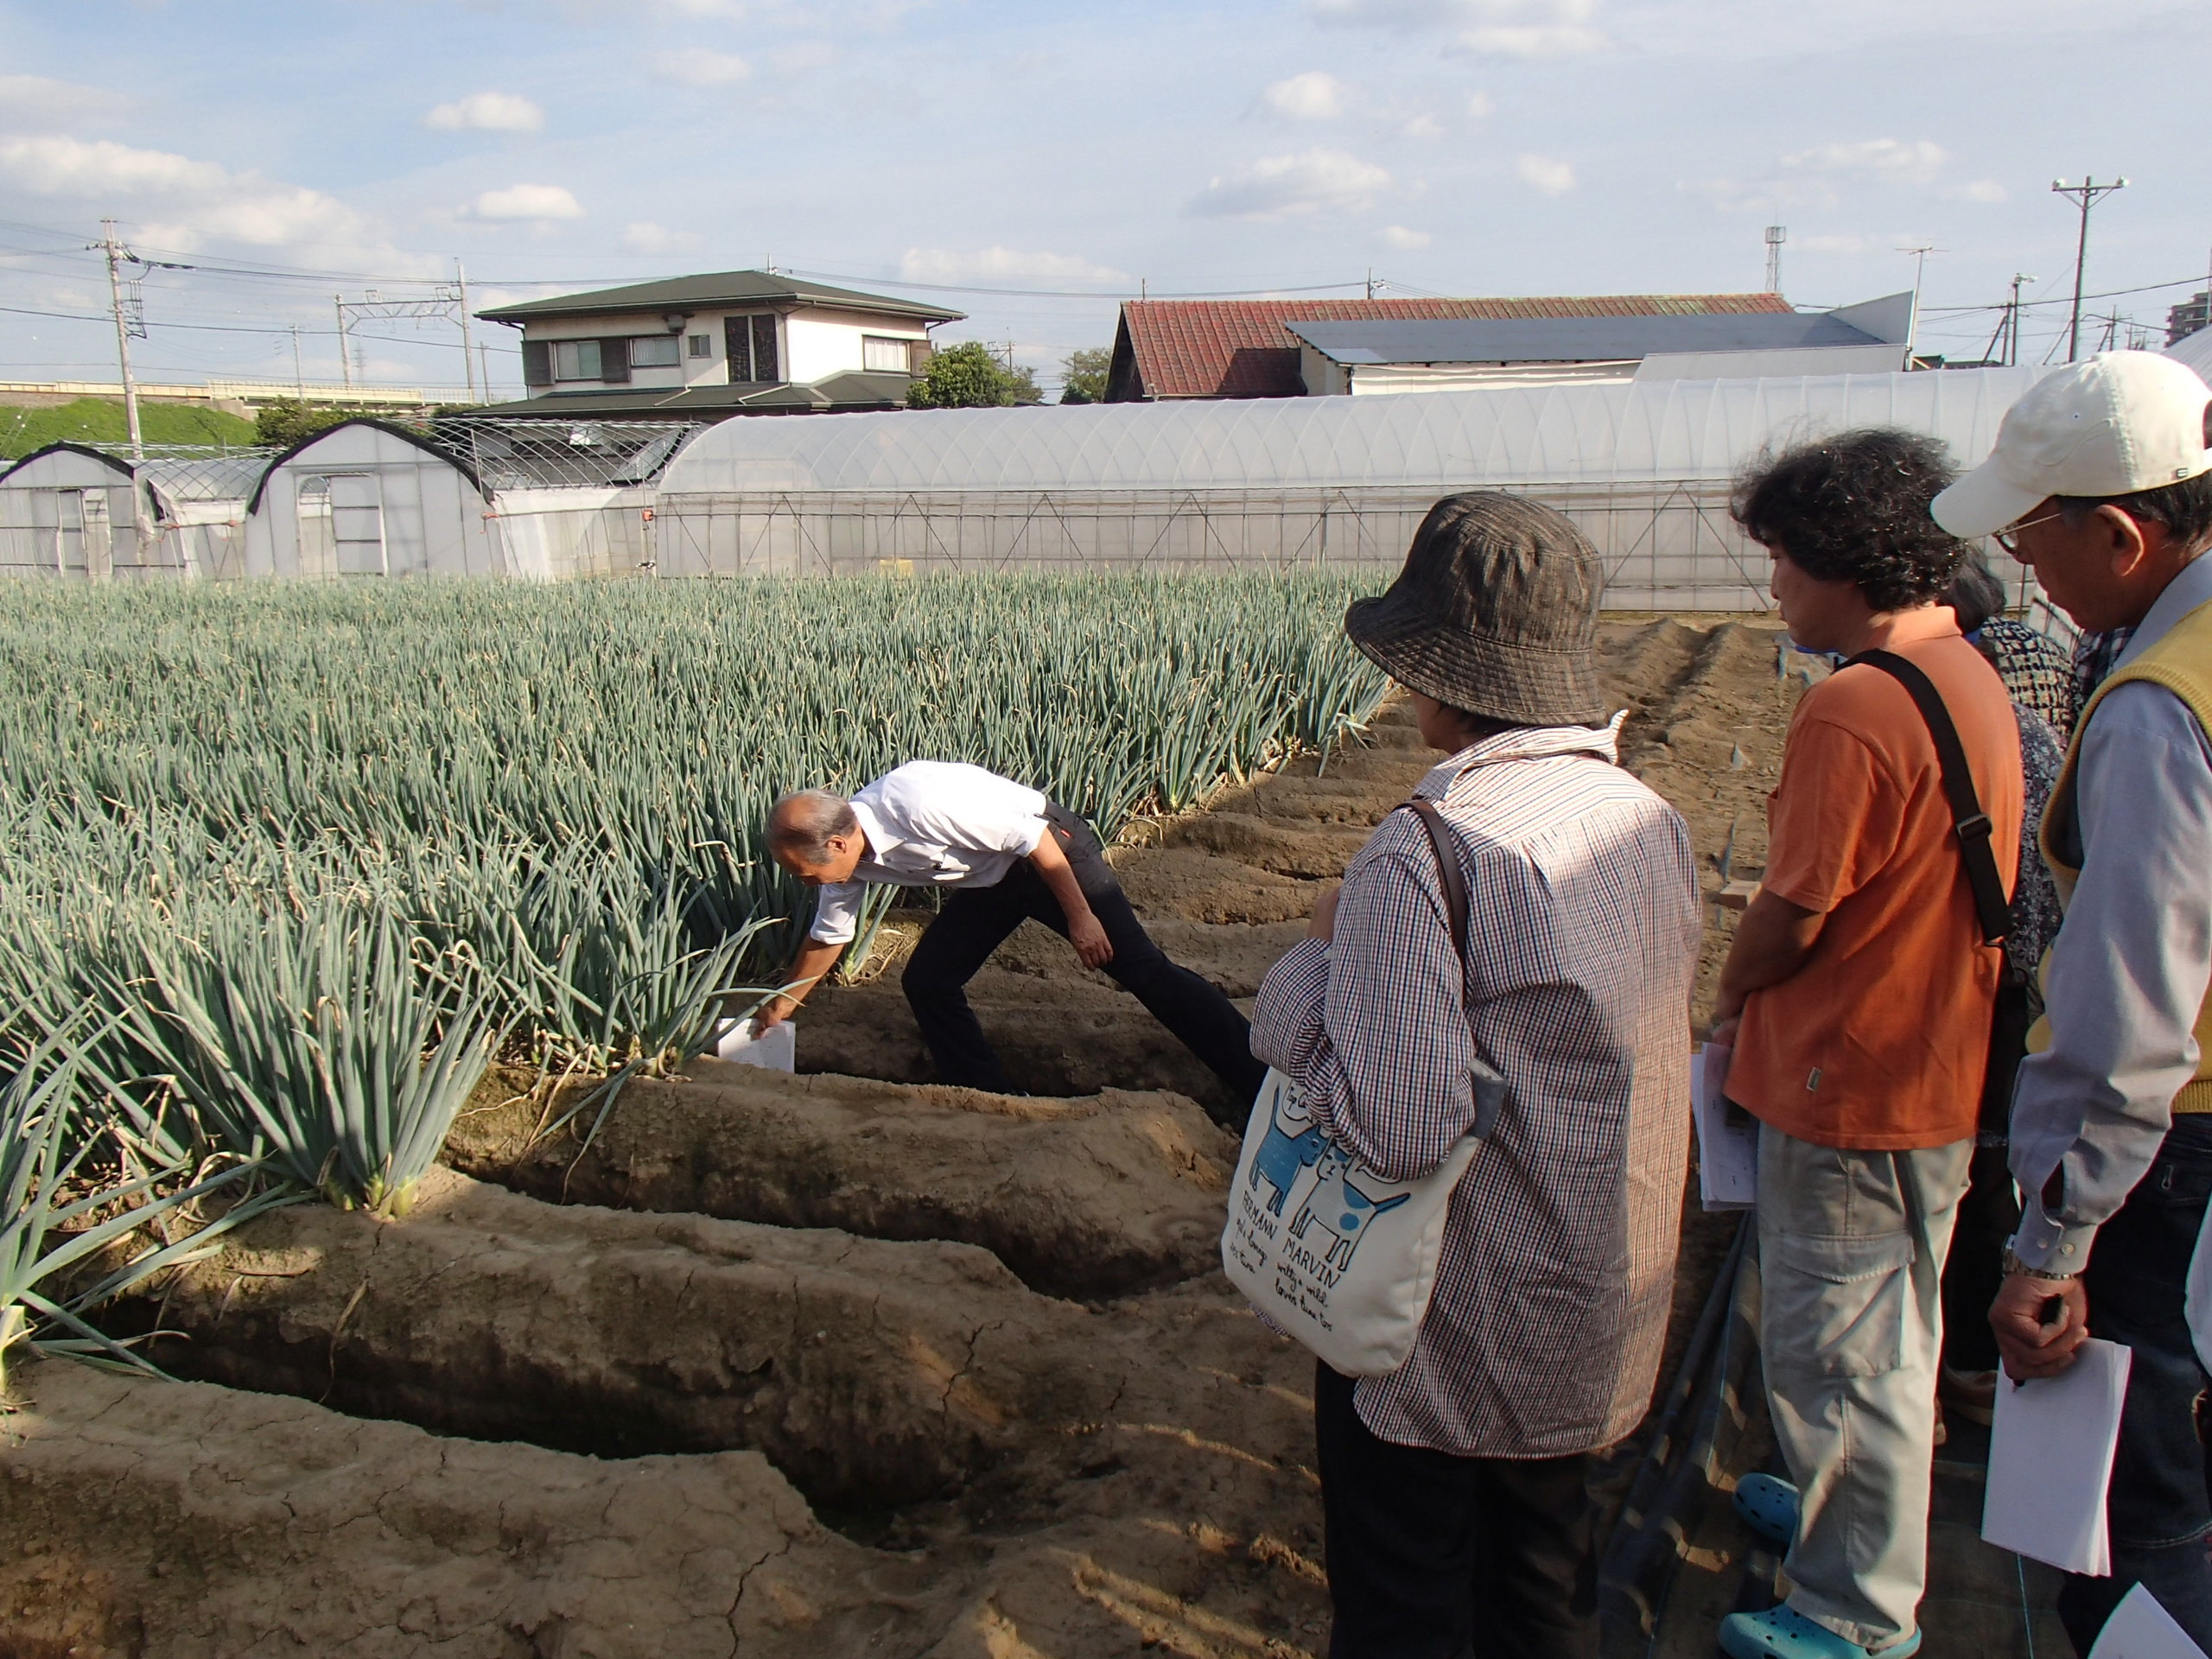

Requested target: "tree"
[
  {"left": 1058, "top": 346, "right": 1110, "bottom": 405},
  {"left": 256, "top": 400, "right": 394, "bottom": 448},
  {"left": 907, "top": 341, "right": 1037, "bottom": 410}
]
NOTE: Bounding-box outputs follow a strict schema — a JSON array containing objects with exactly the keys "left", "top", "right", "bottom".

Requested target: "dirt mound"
[
  {"left": 116, "top": 1166, "right": 1116, "bottom": 1510},
  {"left": 446, "top": 1068, "right": 1236, "bottom": 1298},
  {"left": 1, "top": 1358, "right": 962, "bottom": 1659}
]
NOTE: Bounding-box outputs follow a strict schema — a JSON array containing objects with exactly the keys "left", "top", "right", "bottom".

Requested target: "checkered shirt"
[{"left": 1251, "top": 720, "right": 1702, "bottom": 1457}]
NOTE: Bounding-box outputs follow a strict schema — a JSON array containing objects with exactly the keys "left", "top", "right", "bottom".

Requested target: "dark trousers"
[
  {"left": 900, "top": 805, "right": 1266, "bottom": 1117},
  {"left": 1940, "top": 1142, "right": 2020, "bottom": 1374},
  {"left": 1314, "top": 1362, "right": 1600, "bottom": 1659},
  {"left": 2059, "top": 1116, "right": 2212, "bottom": 1656}
]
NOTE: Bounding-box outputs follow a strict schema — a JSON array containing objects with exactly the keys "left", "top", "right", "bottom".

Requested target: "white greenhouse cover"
[
  {"left": 2167, "top": 328, "right": 2212, "bottom": 385},
  {"left": 657, "top": 366, "right": 2051, "bottom": 499}
]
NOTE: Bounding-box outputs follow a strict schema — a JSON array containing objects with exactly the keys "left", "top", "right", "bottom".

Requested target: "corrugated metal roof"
[
  {"left": 1111, "top": 294, "right": 1797, "bottom": 400},
  {"left": 1288, "top": 311, "right": 1883, "bottom": 365},
  {"left": 479, "top": 270, "right": 963, "bottom": 325}
]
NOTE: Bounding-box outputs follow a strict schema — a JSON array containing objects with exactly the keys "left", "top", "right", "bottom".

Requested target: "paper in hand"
[
  {"left": 1693, "top": 1043, "right": 1758, "bottom": 1211},
  {"left": 715, "top": 1018, "right": 796, "bottom": 1072},
  {"left": 2088, "top": 1582, "right": 2209, "bottom": 1659},
  {"left": 1983, "top": 1336, "right": 2132, "bottom": 1576}
]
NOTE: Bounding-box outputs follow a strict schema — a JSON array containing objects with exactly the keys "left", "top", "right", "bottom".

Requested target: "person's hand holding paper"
[{"left": 1992, "top": 1270, "right": 2091, "bottom": 1380}]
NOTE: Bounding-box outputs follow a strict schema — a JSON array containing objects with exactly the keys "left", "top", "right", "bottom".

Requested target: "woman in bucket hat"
[{"left": 1251, "top": 493, "right": 1702, "bottom": 1659}]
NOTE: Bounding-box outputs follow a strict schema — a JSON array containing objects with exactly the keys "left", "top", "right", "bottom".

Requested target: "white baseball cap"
[{"left": 1931, "top": 350, "right": 2212, "bottom": 539}]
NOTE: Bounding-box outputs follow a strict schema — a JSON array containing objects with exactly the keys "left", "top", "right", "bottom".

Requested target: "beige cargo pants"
[{"left": 1756, "top": 1125, "right": 1972, "bottom": 1652}]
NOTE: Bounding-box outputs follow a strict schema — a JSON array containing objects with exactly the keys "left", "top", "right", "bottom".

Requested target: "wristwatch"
[{"left": 2001, "top": 1247, "right": 2080, "bottom": 1282}]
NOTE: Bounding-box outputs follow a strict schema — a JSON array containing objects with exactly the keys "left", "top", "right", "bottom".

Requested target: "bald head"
[{"left": 768, "top": 789, "right": 861, "bottom": 874}]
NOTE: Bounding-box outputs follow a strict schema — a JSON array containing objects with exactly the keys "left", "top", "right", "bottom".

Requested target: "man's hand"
[
  {"left": 1068, "top": 911, "right": 1114, "bottom": 969},
  {"left": 753, "top": 995, "right": 796, "bottom": 1031},
  {"left": 1990, "top": 1271, "right": 2091, "bottom": 1381},
  {"left": 1307, "top": 884, "right": 1341, "bottom": 943}
]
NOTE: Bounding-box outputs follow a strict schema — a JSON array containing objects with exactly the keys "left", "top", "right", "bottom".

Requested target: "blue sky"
[{"left": 0, "top": 0, "right": 2202, "bottom": 397}]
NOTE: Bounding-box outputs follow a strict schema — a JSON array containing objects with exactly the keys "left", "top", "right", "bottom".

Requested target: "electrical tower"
[
  {"left": 333, "top": 280, "right": 480, "bottom": 399},
  {"left": 1764, "top": 226, "right": 1785, "bottom": 295},
  {"left": 2052, "top": 175, "right": 2127, "bottom": 361}
]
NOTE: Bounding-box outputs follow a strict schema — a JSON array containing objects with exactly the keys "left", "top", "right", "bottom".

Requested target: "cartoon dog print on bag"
[
  {"left": 1290, "top": 1153, "right": 1413, "bottom": 1271},
  {"left": 1249, "top": 1086, "right": 1327, "bottom": 1217}
]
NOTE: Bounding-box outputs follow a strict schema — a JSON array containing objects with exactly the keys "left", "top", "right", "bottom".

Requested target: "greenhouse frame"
[
  {"left": 0, "top": 442, "right": 271, "bottom": 580},
  {"left": 652, "top": 365, "right": 2054, "bottom": 608}
]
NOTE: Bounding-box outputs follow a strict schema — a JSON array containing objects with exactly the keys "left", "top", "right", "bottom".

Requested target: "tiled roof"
[{"left": 1109, "top": 294, "right": 1798, "bottom": 401}]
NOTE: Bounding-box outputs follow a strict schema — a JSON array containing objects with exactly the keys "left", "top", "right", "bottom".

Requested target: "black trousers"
[
  {"left": 2057, "top": 1117, "right": 2212, "bottom": 1656},
  {"left": 899, "top": 804, "right": 1267, "bottom": 1117},
  {"left": 1939, "top": 1142, "right": 2019, "bottom": 1374},
  {"left": 1314, "top": 1362, "right": 1601, "bottom": 1659}
]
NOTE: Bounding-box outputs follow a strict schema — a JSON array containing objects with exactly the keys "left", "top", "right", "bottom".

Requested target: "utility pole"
[
  {"left": 2052, "top": 175, "right": 2127, "bottom": 361},
  {"left": 95, "top": 219, "right": 146, "bottom": 461},
  {"left": 334, "top": 294, "right": 353, "bottom": 389},
  {"left": 1897, "top": 244, "right": 1940, "bottom": 362},
  {"left": 2006, "top": 273, "right": 2035, "bottom": 366},
  {"left": 1365, "top": 267, "right": 1375, "bottom": 301},
  {"left": 289, "top": 324, "right": 305, "bottom": 394},
  {"left": 454, "top": 257, "right": 478, "bottom": 403},
  {"left": 1764, "top": 225, "right": 1786, "bottom": 295}
]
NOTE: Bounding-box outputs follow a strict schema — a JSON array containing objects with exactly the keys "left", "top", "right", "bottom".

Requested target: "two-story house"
[{"left": 476, "top": 270, "right": 963, "bottom": 419}]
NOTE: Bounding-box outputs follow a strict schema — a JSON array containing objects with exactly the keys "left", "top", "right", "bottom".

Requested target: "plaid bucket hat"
[{"left": 1344, "top": 492, "right": 1606, "bottom": 728}]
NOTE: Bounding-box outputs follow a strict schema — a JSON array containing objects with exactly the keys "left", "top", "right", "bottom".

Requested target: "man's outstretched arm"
[
  {"left": 755, "top": 937, "right": 845, "bottom": 1029},
  {"left": 1027, "top": 832, "right": 1114, "bottom": 969}
]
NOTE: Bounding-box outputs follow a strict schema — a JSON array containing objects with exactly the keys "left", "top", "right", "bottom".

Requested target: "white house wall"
[
  {"left": 244, "top": 425, "right": 501, "bottom": 579},
  {"left": 783, "top": 307, "right": 927, "bottom": 385}
]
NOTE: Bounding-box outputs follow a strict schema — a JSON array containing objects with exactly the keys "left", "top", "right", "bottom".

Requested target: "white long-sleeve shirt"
[
  {"left": 2009, "top": 553, "right": 2212, "bottom": 1272},
  {"left": 806, "top": 761, "right": 1051, "bottom": 945}
]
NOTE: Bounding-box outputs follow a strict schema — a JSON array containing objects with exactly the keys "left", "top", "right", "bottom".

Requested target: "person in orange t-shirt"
[{"left": 1711, "top": 430, "right": 2023, "bottom": 1659}]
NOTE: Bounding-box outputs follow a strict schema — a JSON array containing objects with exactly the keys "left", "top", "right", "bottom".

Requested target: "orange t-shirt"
[{"left": 1729, "top": 634, "right": 2023, "bottom": 1150}]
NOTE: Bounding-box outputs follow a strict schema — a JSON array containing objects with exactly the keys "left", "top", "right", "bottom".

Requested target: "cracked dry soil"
[{"left": 3, "top": 620, "right": 1803, "bottom": 1659}]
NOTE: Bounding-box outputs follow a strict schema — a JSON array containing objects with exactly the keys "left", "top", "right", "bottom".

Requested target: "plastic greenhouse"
[
  {"left": 652, "top": 365, "right": 2052, "bottom": 608},
  {"left": 0, "top": 442, "right": 272, "bottom": 580},
  {"left": 244, "top": 421, "right": 503, "bottom": 579}
]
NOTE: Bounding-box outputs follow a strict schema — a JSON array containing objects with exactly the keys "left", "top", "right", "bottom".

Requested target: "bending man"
[{"left": 760, "top": 760, "right": 1266, "bottom": 1120}]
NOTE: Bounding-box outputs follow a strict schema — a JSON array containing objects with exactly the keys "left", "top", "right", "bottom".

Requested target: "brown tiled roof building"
[{"left": 1104, "top": 294, "right": 1797, "bottom": 402}]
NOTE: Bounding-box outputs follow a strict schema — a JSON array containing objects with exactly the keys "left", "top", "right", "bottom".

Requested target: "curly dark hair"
[{"left": 1730, "top": 428, "right": 1970, "bottom": 612}]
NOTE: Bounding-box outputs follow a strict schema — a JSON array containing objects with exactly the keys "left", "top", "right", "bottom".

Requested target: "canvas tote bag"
[{"left": 1221, "top": 799, "right": 1501, "bottom": 1377}]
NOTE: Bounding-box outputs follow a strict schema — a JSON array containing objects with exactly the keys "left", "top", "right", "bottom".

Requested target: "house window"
[
  {"left": 724, "top": 313, "right": 780, "bottom": 384},
  {"left": 862, "top": 335, "right": 913, "bottom": 373},
  {"left": 687, "top": 334, "right": 713, "bottom": 359},
  {"left": 628, "top": 335, "right": 682, "bottom": 368},
  {"left": 551, "top": 339, "right": 603, "bottom": 381}
]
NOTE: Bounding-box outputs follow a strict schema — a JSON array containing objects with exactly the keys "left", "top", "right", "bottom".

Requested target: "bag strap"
[
  {"left": 1846, "top": 648, "right": 2011, "bottom": 946},
  {"left": 1401, "top": 798, "right": 1471, "bottom": 962}
]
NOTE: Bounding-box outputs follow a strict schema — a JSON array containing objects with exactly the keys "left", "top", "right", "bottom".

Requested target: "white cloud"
[
  {"left": 771, "top": 41, "right": 841, "bottom": 74},
  {"left": 652, "top": 48, "right": 753, "bottom": 86},
  {"left": 1401, "top": 112, "right": 1445, "bottom": 140},
  {"left": 467, "top": 182, "right": 585, "bottom": 220},
  {"left": 1945, "top": 178, "right": 2009, "bottom": 202},
  {"left": 1262, "top": 71, "right": 1351, "bottom": 119},
  {"left": 1516, "top": 153, "right": 1576, "bottom": 194},
  {"left": 0, "top": 74, "right": 126, "bottom": 133},
  {"left": 623, "top": 220, "right": 702, "bottom": 255},
  {"left": 1782, "top": 137, "right": 1947, "bottom": 182},
  {"left": 1187, "top": 148, "right": 1393, "bottom": 220},
  {"left": 0, "top": 135, "right": 367, "bottom": 250},
  {"left": 1381, "top": 225, "right": 1433, "bottom": 249},
  {"left": 1309, "top": 0, "right": 1607, "bottom": 54},
  {"left": 425, "top": 92, "right": 544, "bottom": 133},
  {"left": 1466, "top": 90, "right": 1496, "bottom": 118},
  {"left": 900, "top": 245, "right": 1130, "bottom": 284}
]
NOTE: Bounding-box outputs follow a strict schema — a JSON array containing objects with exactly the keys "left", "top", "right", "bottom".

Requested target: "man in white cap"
[{"left": 1932, "top": 350, "right": 2212, "bottom": 1652}]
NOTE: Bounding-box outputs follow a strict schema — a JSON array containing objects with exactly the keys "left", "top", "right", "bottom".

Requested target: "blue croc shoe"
[
  {"left": 1719, "top": 1605, "right": 1923, "bottom": 1659},
  {"left": 1732, "top": 1472, "right": 1801, "bottom": 1548}
]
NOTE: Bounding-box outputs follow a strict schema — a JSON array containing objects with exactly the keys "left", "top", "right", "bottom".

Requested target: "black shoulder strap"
[
  {"left": 1847, "top": 649, "right": 2011, "bottom": 946},
  {"left": 1402, "top": 798, "right": 1471, "bottom": 961}
]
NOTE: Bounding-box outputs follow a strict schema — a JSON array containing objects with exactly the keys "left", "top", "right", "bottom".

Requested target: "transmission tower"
[{"left": 1764, "top": 226, "right": 1785, "bottom": 295}]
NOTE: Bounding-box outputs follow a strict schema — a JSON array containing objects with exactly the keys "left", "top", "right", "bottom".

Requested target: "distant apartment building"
[
  {"left": 2169, "top": 290, "right": 2211, "bottom": 346},
  {"left": 1104, "top": 292, "right": 1915, "bottom": 401},
  {"left": 476, "top": 271, "right": 963, "bottom": 419}
]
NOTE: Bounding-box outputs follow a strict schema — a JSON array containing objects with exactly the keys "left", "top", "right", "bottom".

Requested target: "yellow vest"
[{"left": 2038, "top": 594, "right": 2212, "bottom": 1112}]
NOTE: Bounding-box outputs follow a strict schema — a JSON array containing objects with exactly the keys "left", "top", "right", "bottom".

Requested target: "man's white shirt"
[{"left": 807, "top": 761, "right": 1051, "bottom": 945}]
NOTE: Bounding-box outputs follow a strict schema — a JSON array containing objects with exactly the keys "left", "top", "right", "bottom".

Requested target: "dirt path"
[{"left": 22, "top": 618, "right": 1808, "bottom": 1659}]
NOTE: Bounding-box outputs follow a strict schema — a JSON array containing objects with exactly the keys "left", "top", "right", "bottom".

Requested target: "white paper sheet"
[
  {"left": 1983, "top": 1336, "right": 2133, "bottom": 1576},
  {"left": 714, "top": 1018, "right": 796, "bottom": 1071},
  {"left": 1693, "top": 1043, "right": 1758, "bottom": 1211},
  {"left": 2089, "top": 1583, "right": 2209, "bottom": 1659},
  {"left": 2186, "top": 1194, "right": 2212, "bottom": 1376}
]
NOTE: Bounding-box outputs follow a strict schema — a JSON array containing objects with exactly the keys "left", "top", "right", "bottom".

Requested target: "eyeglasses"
[{"left": 1993, "top": 511, "right": 2066, "bottom": 557}]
